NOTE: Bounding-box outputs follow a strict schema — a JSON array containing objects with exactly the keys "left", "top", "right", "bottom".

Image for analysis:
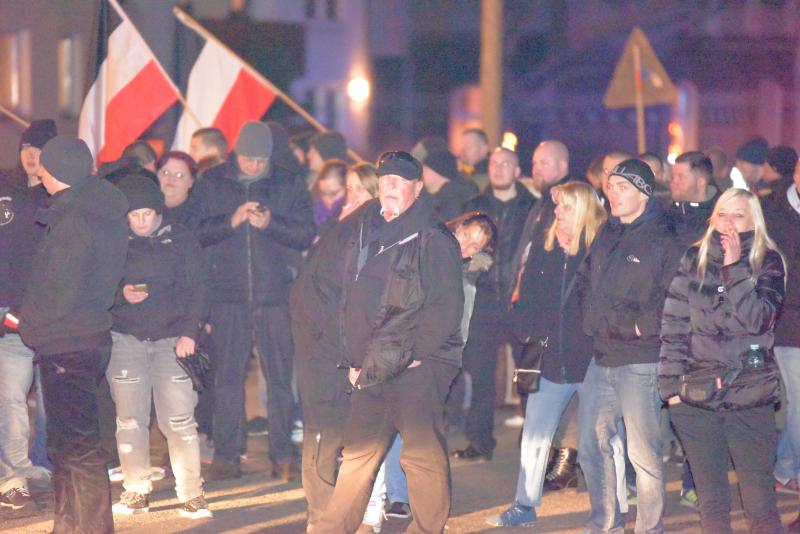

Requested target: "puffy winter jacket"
[{"left": 659, "top": 232, "right": 785, "bottom": 411}]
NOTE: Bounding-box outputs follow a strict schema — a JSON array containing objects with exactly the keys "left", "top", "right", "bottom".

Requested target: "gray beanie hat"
[
  {"left": 235, "top": 121, "right": 273, "bottom": 158},
  {"left": 41, "top": 135, "right": 94, "bottom": 186}
]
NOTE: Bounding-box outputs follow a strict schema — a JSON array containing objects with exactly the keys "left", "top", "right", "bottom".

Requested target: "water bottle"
[{"left": 745, "top": 344, "right": 765, "bottom": 370}]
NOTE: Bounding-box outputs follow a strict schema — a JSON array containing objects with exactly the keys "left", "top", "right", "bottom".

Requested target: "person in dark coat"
[
  {"left": 577, "top": 159, "right": 683, "bottom": 534},
  {"left": 451, "top": 147, "right": 534, "bottom": 461},
  {"left": 488, "top": 182, "right": 607, "bottom": 528},
  {"left": 19, "top": 135, "right": 129, "bottom": 534},
  {"left": 189, "top": 121, "right": 315, "bottom": 482},
  {"left": 157, "top": 150, "right": 198, "bottom": 227},
  {"left": 660, "top": 188, "right": 785, "bottom": 533},
  {"left": 763, "top": 156, "right": 800, "bottom": 527},
  {"left": 316, "top": 151, "right": 463, "bottom": 534},
  {"left": 668, "top": 151, "right": 721, "bottom": 247},
  {"left": 420, "top": 149, "right": 478, "bottom": 222},
  {"left": 0, "top": 119, "right": 55, "bottom": 512}
]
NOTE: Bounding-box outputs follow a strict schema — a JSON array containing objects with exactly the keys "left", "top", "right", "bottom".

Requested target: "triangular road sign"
[{"left": 603, "top": 27, "right": 677, "bottom": 109}]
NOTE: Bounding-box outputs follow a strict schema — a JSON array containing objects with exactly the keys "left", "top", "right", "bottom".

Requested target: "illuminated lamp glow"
[
  {"left": 347, "top": 77, "right": 370, "bottom": 102},
  {"left": 501, "top": 131, "right": 518, "bottom": 151}
]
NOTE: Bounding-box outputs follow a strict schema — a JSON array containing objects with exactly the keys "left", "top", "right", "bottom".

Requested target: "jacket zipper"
[{"left": 558, "top": 251, "right": 568, "bottom": 381}]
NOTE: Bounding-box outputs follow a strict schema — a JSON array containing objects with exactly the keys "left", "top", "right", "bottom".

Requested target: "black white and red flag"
[{"left": 78, "top": 0, "right": 180, "bottom": 164}]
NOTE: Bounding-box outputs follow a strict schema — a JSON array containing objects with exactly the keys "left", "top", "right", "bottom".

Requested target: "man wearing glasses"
[{"left": 317, "top": 151, "right": 464, "bottom": 533}]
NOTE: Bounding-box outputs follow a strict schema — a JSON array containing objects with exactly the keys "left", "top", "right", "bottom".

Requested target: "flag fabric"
[
  {"left": 79, "top": 0, "right": 180, "bottom": 164},
  {"left": 172, "top": 28, "right": 277, "bottom": 152}
]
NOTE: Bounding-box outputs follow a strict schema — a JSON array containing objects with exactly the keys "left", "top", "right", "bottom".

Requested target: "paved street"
[{"left": 4, "top": 357, "right": 800, "bottom": 533}]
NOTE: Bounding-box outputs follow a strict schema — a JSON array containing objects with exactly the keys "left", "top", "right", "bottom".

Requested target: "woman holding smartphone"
[
  {"left": 659, "top": 188, "right": 786, "bottom": 532},
  {"left": 107, "top": 175, "right": 211, "bottom": 519}
]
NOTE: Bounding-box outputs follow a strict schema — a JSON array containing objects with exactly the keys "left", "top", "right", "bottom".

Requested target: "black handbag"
[
  {"left": 513, "top": 336, "right": 548, "bottom": 395},
  {"left": 677, "top": 365, "right": 741, "bottom": 404},
  {"left": 175, "top": 348, "right": 212, "bottom": 392}
]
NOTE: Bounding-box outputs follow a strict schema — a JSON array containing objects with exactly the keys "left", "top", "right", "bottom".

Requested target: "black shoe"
[
  {"left": 206, "top": 459, "right": 242, "bottom": 481},
  {"left": 543, "top": 448, "right": 578, "bottom": 491},
  {"left": 450, "top": 445, "right": 492, "bottom": 462},
  {"left": 246, "top": 416, "right": 269, "bottom": 437},
  {"left": 0, "top": 488, "right": 37, "bottom": 512},
  {"left": 384, "top": 501, "right": 411, "bottom": 519}
]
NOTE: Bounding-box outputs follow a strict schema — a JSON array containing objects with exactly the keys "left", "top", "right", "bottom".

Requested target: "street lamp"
[{"left": 347, "top": 77, "right": 370, "bottom": 103}]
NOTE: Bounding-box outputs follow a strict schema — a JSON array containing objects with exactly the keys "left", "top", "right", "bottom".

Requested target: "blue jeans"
[
  {"left": 30, "top": 366, "right": 51, "bottom": 470},
  {"left": 516, "top": 378, "right": 579, "bottom": 507},
  {"left": 107, "top": 332, "right": 202, "bottom": 502},
  {"left": 578, "top": 359, "right": 664, "bottom": 534},
  {"left": 0, "top": 333, "right": 51, "bottom": 492},
  {"left": 775, "top": 346, "right": 800, "bottom": 483},
  {"left": 384, "top": 434, "right": 408, "bottom": 504}
]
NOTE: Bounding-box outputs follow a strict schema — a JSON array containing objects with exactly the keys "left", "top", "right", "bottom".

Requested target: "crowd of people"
[{"left": 0, "top": 115, "right": 799, "bottom": 534}]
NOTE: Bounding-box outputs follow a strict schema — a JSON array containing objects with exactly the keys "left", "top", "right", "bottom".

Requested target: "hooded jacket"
[
  {"left": 189, "top": 157, "right": 315, "bottom": 305},
  {"left": 578, "top": 199, "right": 683, "bottom": 367},
  {"left": 20, "top": 178, "right": 129, "bottom": 355},
  {"left": 111, "top": 222, "right": 207, "bottom": 342},
  {"left": 340, "top": 198, "right": 464, "bottom": 387},
  {"left": 659, "top": 233, "right": 785, "bottom": 410}
]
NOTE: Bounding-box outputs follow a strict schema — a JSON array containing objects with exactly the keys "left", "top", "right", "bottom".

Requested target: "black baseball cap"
[{"left": 376, "top": 151, "right": 423, "bottom": 181}]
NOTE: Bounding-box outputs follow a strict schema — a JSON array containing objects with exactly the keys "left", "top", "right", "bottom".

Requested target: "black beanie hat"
[
  {"left": 310, "top": 131, "right": 347, "bottom": 161},
  {"left": 411, "top": 136, "right": 448, "bottom": 162},
  {"left": 235, "top": 121, "right": 273, "bottom": 158},
  {"left": 735, "top": 137, "right": 769, "bottom": 165},
  {"left": 766, "top": 145, "right": 798, "bottom": 177},
  {"left": 609, "top": 158, "right": 656, "bottom": 197},
  {"left": 20, "top": 119, "right": 57, "bottom": 150},
  {"left": 40, "top": 136, "right": 93, "bottom": 186},
  {"left": 116, "top": 175, "right": 165, "bottom": 213},
  {"left": 423, "top": 150, "right": 458, "bottom": 180}
]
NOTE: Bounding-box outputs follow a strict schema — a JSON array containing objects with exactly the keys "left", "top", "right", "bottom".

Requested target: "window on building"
[
  {"left": 57, "top": 35, "right": 84, "bottom": 117},
  {"left": 0, "top": 30, "right": 31, "bottom": 115},
  {"left": 325, "top": 0, "right": 338, "bottom": 19}
]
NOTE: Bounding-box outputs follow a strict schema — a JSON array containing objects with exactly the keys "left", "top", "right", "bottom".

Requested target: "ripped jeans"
[{"left": 107, "top": 332, "right": 201, "bottom": 502}]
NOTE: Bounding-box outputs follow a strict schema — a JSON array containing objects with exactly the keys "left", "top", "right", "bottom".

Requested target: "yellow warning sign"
[{"left": 603, "top": 27, "right": 677, "bottom": 109}]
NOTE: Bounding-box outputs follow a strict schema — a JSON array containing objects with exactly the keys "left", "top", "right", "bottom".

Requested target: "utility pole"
[{"left": 480, "top": 0, "right": 503, "bottom": 149}]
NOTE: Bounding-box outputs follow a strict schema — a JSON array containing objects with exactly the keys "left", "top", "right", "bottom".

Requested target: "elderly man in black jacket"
[
  {"left": 317, "top": 151, "right": 464, "bottom": 534},
  {"left": 577, "top": 159, "right": 683, "bottom": 534},
  {"left": 189, "top": 121, "right": 315, "bottom": 482},
  {"left": 20, "top": 135, "right": 129, "bottom": 534}
]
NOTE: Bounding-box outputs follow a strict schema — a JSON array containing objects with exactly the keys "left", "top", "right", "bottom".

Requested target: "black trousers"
[
  {"left": 39, "top": 344, "right": 114, "bottom": 534},
  {"left": 462, "top": 316, "right": 507, "bottom": 454},
  {"left": 294, "top": 330, "right": 351, "bottom": 530},
  {"left": 317, "top": 361, "right": 459, "bottom": 534},
  {"left": 670, "top": 403, "right": 782, "bottom": 534},
  {"left": 209, "top": 302, "right": 297, "bottom": 465}
]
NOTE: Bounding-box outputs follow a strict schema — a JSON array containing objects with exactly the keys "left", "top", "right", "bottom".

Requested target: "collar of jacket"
[
  {"left": 672, "top": 185, "right": 721, "bottom": 212},
  {"left": 225, "top": 156, "right": 272, "bottom": 185},
  {"left": 128, "top": 222, "right": 173, "bottom": 241},
  {"left": 364, "top": 196, "right": 433, "bottom": 250},
  {"left": 707, "top": 230, "right": 755, "bottom": 261},
  {"left": 609, "top": 196, "right": 665, "bottom": 229}
]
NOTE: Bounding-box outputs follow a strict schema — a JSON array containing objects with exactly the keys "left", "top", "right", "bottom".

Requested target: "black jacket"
[
  {"left": 340, "top": 199, "right": 464, "bottom": 387},
  {"left": 464, "top": 182, "right": 535, "bottom": 315},
  {"left": 0, "top": 173, "right": 47, "bottom": 309},
  {"left": 111, "top": 223, "right": 207, "bottom": 342},
  {"left": 764, "top": 182, "right": 800, "bottom": 347},
  {"left": 20, "top": 178, "right": 129, "bottom": 355},
  {"left": 189, "top": 158, "right": 315, "bottom": 305},
  {"left": 667, "top": 185, "right": 721, "bottom": 247},
  {"left": 424, "top": 177, "right": 479, "bottom": 223},
  {"left": 510, "top": 235, "right": 593, "bottom": 383},
  {"left": 578, "top": 200, "right": 683, "bottom": 367},
  {"left": 659, "top": 233, "right": 785, "bottom": 410}
]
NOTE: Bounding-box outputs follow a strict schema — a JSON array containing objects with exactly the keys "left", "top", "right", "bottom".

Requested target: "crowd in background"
[{"left": 0, "top": 116, "right": 799, "bottom": 534}]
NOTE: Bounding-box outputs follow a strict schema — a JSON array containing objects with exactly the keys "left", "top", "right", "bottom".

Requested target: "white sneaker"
[
  {"left": 503, "top": 415, "right": 524, "bottom": 428},
  {"left": 362, "top": 494, "right": 384, "bottom": 533}
]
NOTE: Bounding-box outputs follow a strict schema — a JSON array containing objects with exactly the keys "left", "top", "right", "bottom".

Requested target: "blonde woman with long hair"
[
  {"left": 659, "top": 188, "right": 786, "bottom": 532},
  {"left": 488, "top": 181, "right": 606, "bottom": 527}
]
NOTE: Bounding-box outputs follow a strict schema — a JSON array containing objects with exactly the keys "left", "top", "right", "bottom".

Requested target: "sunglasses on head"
[{"left": 377, "top": 151, "right": 415, "bottom": 166}]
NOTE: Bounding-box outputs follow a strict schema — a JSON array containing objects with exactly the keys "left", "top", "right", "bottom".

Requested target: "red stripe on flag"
[
  {"left": 98, "top": 60, "right": 177, "bottom": 163},
  {"left": 212, "top": 69, "right": 276, "bottom": 148}
]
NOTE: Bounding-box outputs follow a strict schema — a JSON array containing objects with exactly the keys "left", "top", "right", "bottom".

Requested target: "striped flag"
[
  {"left": 78, "top": 0, "right": 180, "bottom": 164},
  {"left": 171, "top": 13, "right": 277, "bottom": 152}
]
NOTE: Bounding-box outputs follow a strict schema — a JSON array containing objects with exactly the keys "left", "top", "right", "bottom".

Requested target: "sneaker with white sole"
[
  {"left": 179, "top": 495, "right": 213, "bottom": 519},
  {"left": 485, "top": 502, "right": 537, "bottom": 527},
  {"left": 0, "top": 488, "right": 36, "bottom": 512},
  {"left": 362, "top": 493, "right": 384, "bottom": 533},
  {"left": 112, "top": 491, "right": 149, "bottom": 515},
  {"left": 503, "top": 414, "right": 524, "bottom": 428}
]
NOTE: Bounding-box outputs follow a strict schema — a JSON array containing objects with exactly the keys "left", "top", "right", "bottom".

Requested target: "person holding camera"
[
  {"left": 107, "top": 176, "right": 210, "bottom": 519},
  {"left": 659, "top": 188, "right": 786, "bottom": 532}
]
